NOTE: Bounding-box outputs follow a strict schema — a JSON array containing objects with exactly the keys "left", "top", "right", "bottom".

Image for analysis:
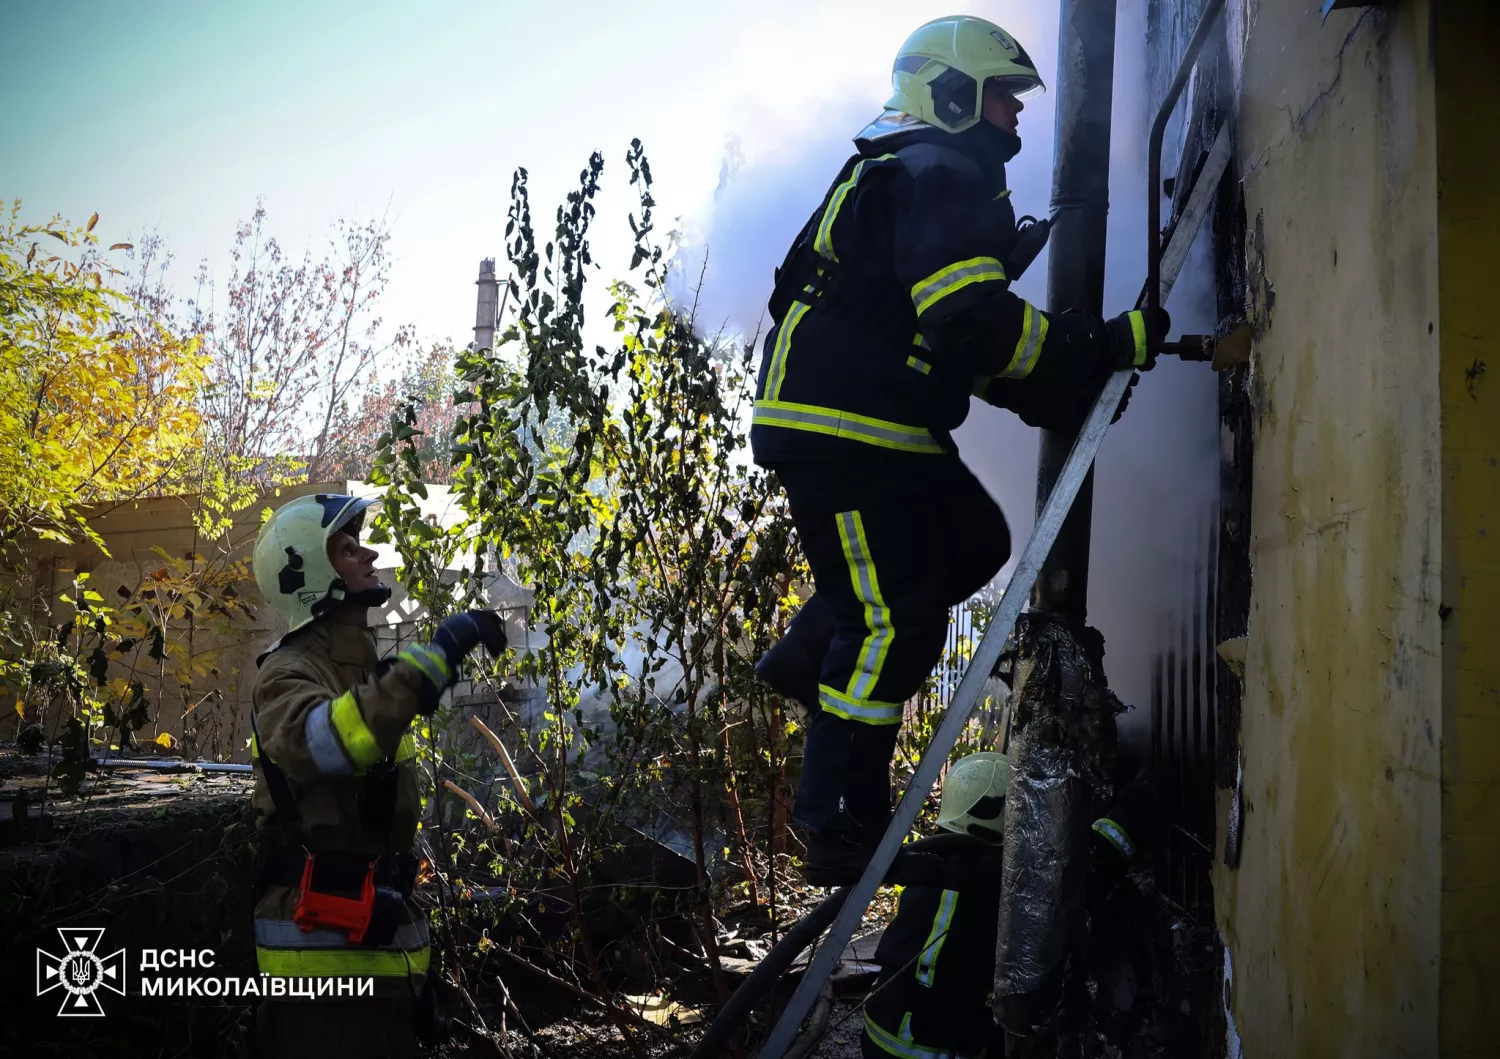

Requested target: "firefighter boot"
[
  {"left": 803, "top": 803, "right": 887, "bottom": 886},
  {"left": 797, "top": 715, "right": 900, "bottom": 886},
  {"left": 754, "top": 594, "right": 834, "bottom": 712}
]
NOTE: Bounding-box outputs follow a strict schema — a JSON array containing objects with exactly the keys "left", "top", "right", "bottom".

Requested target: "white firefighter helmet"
[
  {"left": 252, "top": 493, "right": 384, "bottom": 634},
  {"left": 936, "top": 751, "right": 1013, "bottom": 840},
  {"left": 883, "top": 16, "right": 1045, "bottom": 134}
]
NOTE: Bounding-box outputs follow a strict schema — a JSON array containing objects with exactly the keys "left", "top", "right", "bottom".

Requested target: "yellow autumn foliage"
[{"left": 0, "top": 202, "right": 207, "bottom": 553}]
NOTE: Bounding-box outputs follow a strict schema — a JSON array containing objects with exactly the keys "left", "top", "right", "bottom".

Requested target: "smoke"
[
  {"left": 1083, "top": 0, "right": 1220, "bottom": 744},
  {"left": 666, "top": 95, "right": 877, "bottom": 341}
]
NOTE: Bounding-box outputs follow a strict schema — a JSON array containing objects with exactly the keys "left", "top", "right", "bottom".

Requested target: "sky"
[
  {"left": 1, "top": 0, "right": 1058, "bottom": 345},
  {"left": 2, "top": 0, "right": 1221, "bottom": 726}
]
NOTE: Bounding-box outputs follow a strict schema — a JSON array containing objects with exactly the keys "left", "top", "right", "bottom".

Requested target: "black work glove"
[
  {"left": 432, "top": 610, "right": 507, "bottom": 670},
  {"left": 402, "top": 610, "right": 506, "bottom": 715},
  {"left": 1102, "top": 307, "right": 1171, "bottom": 371}
]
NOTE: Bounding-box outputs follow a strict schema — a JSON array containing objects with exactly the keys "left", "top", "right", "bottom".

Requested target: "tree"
[
  {"left": 324, "top": 339, "right": 467, "bottom": 483},
  {"left": 365, "top": 142, "right": 810, "bottom": 1056},
  {"left": 186, "top": 203, "right": 411, "bottom": 518},
  {"left": 0, "top": 201, "right": 206, "bottom": 554}
]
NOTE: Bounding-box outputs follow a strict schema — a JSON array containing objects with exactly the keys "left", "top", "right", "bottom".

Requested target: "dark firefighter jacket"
[
  {"left": 250, "top": 615, "right": 435, "bottom": 997},
  {"left": 865, "top": 836, "right": 1004, "bottom": 1059},
  {"left": 750, "top": 120, "right": 1104, "bottom": 472}
]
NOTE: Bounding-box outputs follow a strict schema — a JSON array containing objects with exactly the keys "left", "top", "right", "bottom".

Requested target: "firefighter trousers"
[{"left": 774, "top": 457, "right": 1010, "bottom": 834}]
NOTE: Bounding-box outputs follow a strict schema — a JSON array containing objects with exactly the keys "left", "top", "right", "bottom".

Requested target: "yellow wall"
[
  {"left": 1215, "top": 1, "right": 1444, "bottom": 1055},
  {"left": 1435, "top": 6, "right": 1500, "bottom": 1054}
]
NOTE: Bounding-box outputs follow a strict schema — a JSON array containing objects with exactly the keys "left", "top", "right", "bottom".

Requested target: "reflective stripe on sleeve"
[
  {"left": 817, "top": 684, "right": 903, "bottom": 725},
  {"left": 751, "top": 400, "right": 944, "bottom": 455},
  {"left": 999, "top": 300, "right": 1049, "bottom": 380},
  {"left": 905, "top": 356, "right": 932, "bottom": 375},
  {"left": 304, "top": 699, "right": 357, "bottom": 776},
  {"left": 835, "top": 511, "right": 893, "bottom": 703},
  {"left": 910, "top": 256, "right": 1007, "bottom": 317},
  {"left": 1092, "top": 817, "right": 1136, "bottom": 859},
  {"left": 914, "top": 888, "right": 959, "bottom": 987},
  {"left": 398, "top": 643, "right": 451, "bottom": 689},
  {"left": 327, "top": 689, "right": 384, "bottom": 771},
  {"left": 1128, "top": 309, "right": 1148, "bottom": 366}
]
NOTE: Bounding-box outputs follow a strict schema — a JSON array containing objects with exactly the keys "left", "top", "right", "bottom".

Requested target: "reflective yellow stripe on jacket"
[
  {"left": 255, "top": 729, "right": 415, "bottom": 763},
  {"left": 765, "top": 154, "right": 896, "bottom": 403},
  {"left": 751, "top": 400, "right": 944, "bottom": 455},
  {"left": 914, "top": 888, "right": 958, "bottom": 987},
  {"left": 863, "top": 1010, "right": 971, "bottom": 1059},
  {"left": 254, "top": 916, "right": 431, "bottom": 981},
  {"left": 818, "top": 684, "right": 903, "bottom": 725},
  {"left": 815, "top": 154, "right": 897, "bottom": 261},
  {"left": 765, "top": 300, "right": 814, "bottom": 401}
]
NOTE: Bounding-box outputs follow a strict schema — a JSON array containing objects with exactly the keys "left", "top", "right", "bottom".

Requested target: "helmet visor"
[
  {"left": 988, "top": 74, "right": 1046, "bottom": 101},
  {"left": 320, "top": 494, "right": 381, "bottom": 539}
]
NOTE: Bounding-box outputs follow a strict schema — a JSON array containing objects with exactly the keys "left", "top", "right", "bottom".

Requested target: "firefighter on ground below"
[
  {"left": 248, "top": 493, "right": 505, "bottom": 1059},
  {"left": 863, "top": 755, "right": 1160, "bottom": 1059},
  {"left": 863, "top": 752, "right": 1012, "bottom": 1059},
  {"left": 751, "top": 14, "right": 1171, "bottom": 885}
]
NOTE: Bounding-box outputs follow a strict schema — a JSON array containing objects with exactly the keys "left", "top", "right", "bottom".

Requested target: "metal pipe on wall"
[
  {"left": 993, "top": 5, "right": 1120, "bottom": 1049},
  {"left": 1031, "top": 0, "right": 1119, "bottom": 621}
]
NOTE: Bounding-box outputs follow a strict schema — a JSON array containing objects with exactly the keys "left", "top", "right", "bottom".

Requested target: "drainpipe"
[
  {"left": 995, "top": 0, "right": 1120, "bottom": 1049},
  {"left": 1033, "top": 0, "right": 1117, "bottom": 620}
]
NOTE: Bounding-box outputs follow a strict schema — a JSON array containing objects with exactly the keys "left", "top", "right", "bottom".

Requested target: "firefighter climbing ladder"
[{"left": 755, "top": 2, "right": 1228, "bottom": 1055}]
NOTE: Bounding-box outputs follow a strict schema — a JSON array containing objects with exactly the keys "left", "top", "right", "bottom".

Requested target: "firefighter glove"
[
  {"left": 433, "top": 610, "right": 507, "bottom": 669},
  {"left": 1104, "top": 307, "right": 1170, "bottom": 371}
]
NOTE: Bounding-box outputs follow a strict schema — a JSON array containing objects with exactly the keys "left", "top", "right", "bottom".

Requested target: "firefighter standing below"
[
  {"left": 248, "top": 494, "right": 505, "bottom": 1058},
  {"left": 863, "top": 755, "right": 1160, "bottom": 1059},
  {"left": 751, "top": 15, "right": 1170, "bottom": 884},
  {"left": 863, "top": 752, "right": 1012, "bottom": 1059}
]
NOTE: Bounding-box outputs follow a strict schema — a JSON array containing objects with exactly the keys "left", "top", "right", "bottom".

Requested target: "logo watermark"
[
  {"left": 36, "top": 936, "right": 377, "bottom": 1014},
  {"left": 36, "top": 928, "right": 127, "bottom": 1017}
]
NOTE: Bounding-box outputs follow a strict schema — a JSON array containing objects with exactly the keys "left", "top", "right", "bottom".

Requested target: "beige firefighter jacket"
[{"left": 249, "top": 614, "right": 435, "bottom": 993}]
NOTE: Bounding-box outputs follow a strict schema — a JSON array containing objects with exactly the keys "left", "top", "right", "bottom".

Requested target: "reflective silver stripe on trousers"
[
  {"left": 254, "top": 917, "right": 431, "bottom": 951},
  {"left": 836, "top": 511, "right": 891, "bottom": 702},
  {"left": 303, "top": 700, "right": 356, "bottom": 775}
]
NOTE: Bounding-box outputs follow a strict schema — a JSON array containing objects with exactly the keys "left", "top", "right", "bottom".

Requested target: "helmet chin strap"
[
  {"left": 314, "top": 580, "right": 393, "bottom": 620},
  {"left": 347, "top": 585, "right": 393, "bottom": 607}
]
